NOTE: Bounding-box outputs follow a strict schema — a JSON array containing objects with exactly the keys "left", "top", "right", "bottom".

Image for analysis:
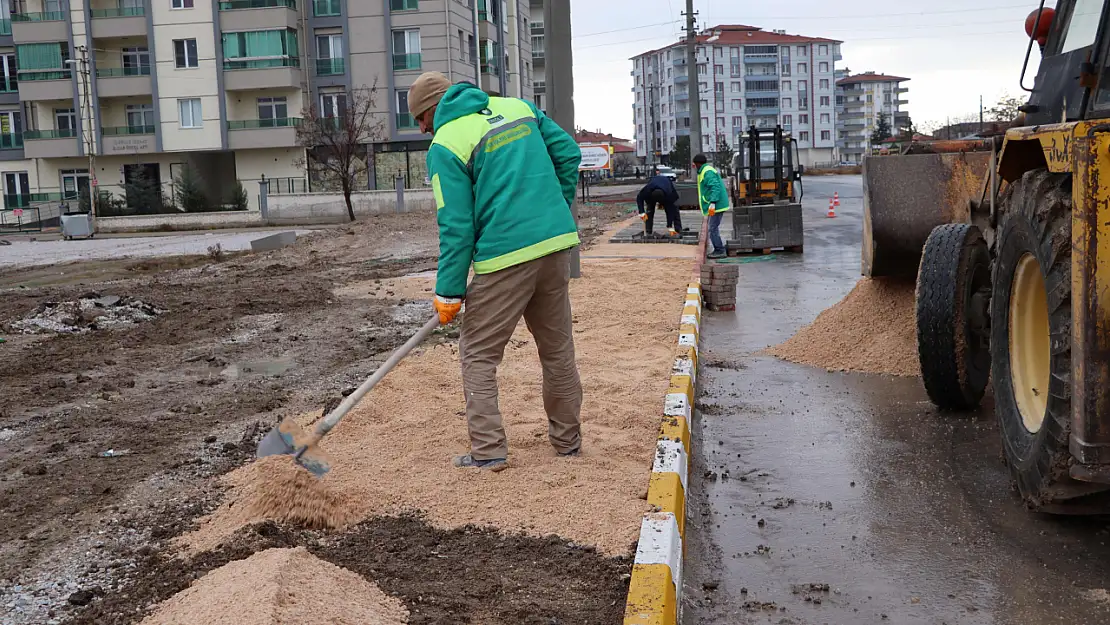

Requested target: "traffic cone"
[
  {"left": 834, "top": 192, "right": 840, "bottom": 208},
  {"left": 827, "top": 198, "right": 836, "bottom": 218}
]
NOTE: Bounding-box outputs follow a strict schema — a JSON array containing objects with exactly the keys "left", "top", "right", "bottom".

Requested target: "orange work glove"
[
  {"left": 708, "top": 203, "right": 717, "bottom": 217},
  {"left": 434, "top": 295, "right": 462, "bottom": 325},
  {"left": 639, "top": 212, "right": 648, "bottom": 222}
]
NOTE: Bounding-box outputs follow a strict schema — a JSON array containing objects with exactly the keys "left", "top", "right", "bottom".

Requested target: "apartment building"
[
  {"left": 0, "top": 0, "right": 534, "bottom": 213},
  {"left": 631, "top": 25, "right": 842, "bottom": 168},
  {"left": 834, "top": 70, "right": 910, "bottom": 164}
]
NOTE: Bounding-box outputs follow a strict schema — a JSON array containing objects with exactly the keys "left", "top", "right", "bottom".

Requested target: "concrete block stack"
[{"left": 700, "top": 263, "right": 738, "bottom": 311}]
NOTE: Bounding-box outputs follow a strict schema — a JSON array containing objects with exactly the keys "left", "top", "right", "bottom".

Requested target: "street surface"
[{"left": 683, "top": 175, "right": 1110, "bottom": 624}]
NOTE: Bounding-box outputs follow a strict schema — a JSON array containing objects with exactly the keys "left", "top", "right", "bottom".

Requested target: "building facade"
[
  {"left": 630, "top": 25, "right": 842, "bottom": 168},
  {"left": 0, "top": 0, "right": 535, "bottom": 214},
  {"left": 834, "top": 70, "right": 910, "bottom": 164}
]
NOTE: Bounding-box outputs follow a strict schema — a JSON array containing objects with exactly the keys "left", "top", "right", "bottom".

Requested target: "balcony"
[
  {"left": 90, "top": 6, "right": 147, "bottom": 39},
  {"left": 532, "top": 49, "right": 545, "bottom": 60},
  {"left": 0, "top": 19, "right": 11, "bottom": 36},
  {"left": 840, "top": 111, "right": 865, "bottom": 120},
  {"left": 843, "top": 122, "right": 865, "bottom": 130},
  {"left": 746, "top": 106, "right": 780, "bottom": 116},
  {"left": 396, "top": 112, "right": 417, "bottom": 130},
  {"left": 0, "top": 133, "right": 22, "bottom": 149},
  {"left": 392, "top": 53, "right": 421, "bottom": 72},
  {"left": 96, "top": 66, "right": 152, "bottom": 97},
  {"left": 219, "top": 0, "right": 298, "bottom": 30},
  {"left": 223, "top": 57, "right": 302, "bottom": 90},
  {"left": 11, "top": 13, "right": 67, "bottom": 44},
  {"left": 896, "top": 99, "right": 909, "bottom": 105},
  {"left": 4, "top": 192, "right": 62, "bottom": 208},
  {"left": 743, "top": 53, "right": 778, "bottom": 64},
  {"left": 17, "top": 70, "right": 73, "bottom": 101},
  {"left": 23, "top": 128, "right": 79, "bottom": 158},
  {"left": 531, "top": 22, "right": 544, "bottom": 35},
  {"left": 102, "top": 125, "right": 156, "bottom": 154},
  {"left": 674, "top": 72, "right": 688, "bottom": 83},
  {"left": 315, "top": 57, "right": 344, "bottom": 76},
  {"left": 227, "top": 117, "right": 301, "bottom": 149},
  {"left": 841, "top": 86, "right": 864, "bottom": 95},
  {"left": 389, "top": 0, "right": 418, "bottom": 9},
  {"left": 675, "top": 91, "right": 688, "bottom": 101},
  {"left": 312, "top": 0, "right": 340, "bottom": 16}
]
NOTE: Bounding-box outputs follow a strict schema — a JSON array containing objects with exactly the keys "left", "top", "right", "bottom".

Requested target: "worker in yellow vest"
[{"left": 694, "top": 153, "right": 730, "bottom": 259}]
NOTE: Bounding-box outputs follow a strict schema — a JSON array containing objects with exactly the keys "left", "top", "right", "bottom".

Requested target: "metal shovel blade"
[{"left": 256, "top": 418, "right": 333, "bottom": 478}]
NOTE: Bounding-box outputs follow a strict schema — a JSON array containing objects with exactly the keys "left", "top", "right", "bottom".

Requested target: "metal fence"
[
  {"left": 0, "top": 206, "right": 42, "bottom": 233},
  {"left": 262, "top": 177, "right": 310, "bottom": 195}
]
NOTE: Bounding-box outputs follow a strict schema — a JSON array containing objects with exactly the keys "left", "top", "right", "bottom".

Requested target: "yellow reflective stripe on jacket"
[
  {"left": 431, "top": 97, "right": 536, "bottom": 166},
  {"left": 473, "top": 231, "right": 580, "bottom": 274},
  {"left": 431, "top": 173, "right": 445, "bottom": 210}
]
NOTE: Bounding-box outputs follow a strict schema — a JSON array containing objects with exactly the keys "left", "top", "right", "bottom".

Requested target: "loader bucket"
[{"left": 862, "top": 150, "right": 992, "bottom": 278}]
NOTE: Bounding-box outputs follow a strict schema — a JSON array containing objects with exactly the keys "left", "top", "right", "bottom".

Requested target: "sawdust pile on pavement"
[
  {"left": 763, "top": 277, "right": 920, "bottom": 377},
  {"left": 184, "top": 456, "right": 358, "bottom": 552},
  {"left": 180, "top": 257, "right": 690, "bottom": 556},
  {"left": 139, "top": 547, "right": 407, "bottom": 625}
]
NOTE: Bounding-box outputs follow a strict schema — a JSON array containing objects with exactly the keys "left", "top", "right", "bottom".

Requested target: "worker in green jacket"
[
  {"left": 694, "top": 153, "right": 731, "bottom": 259},
  {"left": 408, "top": 72, "right": 583, "bottom": 472}
]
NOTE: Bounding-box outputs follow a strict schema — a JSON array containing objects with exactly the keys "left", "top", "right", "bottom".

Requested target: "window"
[
  {"left": 746, "top": 79, "right": 777, "bottom": 92},
  {"left": 746, "top": 97, "right": 778, "bottom": 109},
  {"left": 819, "top": 45, "right": 828, "bottom": 55},
  {"left": 122, "top": 47, "right": 150, "bottom": 75},
  {"left": 459, "top": 29, "right": 467, "bottom": 62},
  {"left": 715, "top": 47, "right": 723, "bottom": 58},
  {"left": 54, "top": 108, "right": 76, "bottom": 132},
  {"left": 731, "top": 82, "right": 741, "bottom": 93},
  {"left": 697, "top": 64, "right": 706, "bottom": 75},
  {"left": 796, "top": 46, "right": 807, "bottom": 56},
  {"left": 821, "top": 130, "right": 831, "bottom": 140},
  {"left": 714, "top": 65, "right": 723, "bottom": 75},
  {"left": 799, "top": 80, "right": 808, "bottom": 91},
  {"left": 819, "top": 62, "right": 829, "bottom": 73},
  {"left": 732, "top": 116, "right": 742, "bottom": 127},
  {"left": 799, "top": 114, "right": 809, "bottom": 124},
  {"left": 715, "top": 100, "right": 724, "bottom": 113},
  {"left": 178, "top": 98, "right": 201, "bottom": 128},
  {"left": 820, "top": 113, "right": 830, "bottom": 123},
  {"left": 316, "top": 34, "right": 345, "bottom": 74},
  {"left": 717, "top": 117, "right": 725, "bottom": 129},
  {"left": 867, "top": 94, "right": 873, "bottom": 103},
  {"left": 715, "top": 82, "right": 724, "bottom": 94},
  {"left": 781, "top": 63, "right": 790, "bottom": 77},
  {"left": 798, "top": 63, "right": 807, "bottom": 73},
  {"left": 125, "top": 103, "right": 154, "bottom": 130},
  {"left": 782, "top": 114, "right": 792, "bottom": 127},
  {"left": 783, "top": 97, "right": 792, "bottom": 108},
  {"left": 1062, "top": 0, "right": 1105, "bottom": 53},
  {"left": 257, "top": 96, "right": 288, "bottom": 125},
  {"left": 782, "top": 80, "right": 791, "bottom": 91},
  {"left": 222, "top": 30, "right": 298, "bottom": 67},
  {"left": 799, "top": 131, "right": 810, "bottom": 141},
  {"left": 820, "top": 96, "right": 830, "bottom": 106},
  {"left": 731, "top": 98, "right": 741, "bottom": 109},
  {"left": 60, "top": 170, "right": 89, "bottom": 201},
  {"left": 173, "top": 39, "right": 198, "bottom": 68},
  {"left": 172, "top": 0, "right": 193, "bottom": 7},
  {"left": 397, "top": 91, "right": 415, "bottom": 127},
  {"left": 392, "top": 29, "right": 421, "bottom": 70},
  {"left": 0, "top": 54, "right": 15, "bottom": 91}
]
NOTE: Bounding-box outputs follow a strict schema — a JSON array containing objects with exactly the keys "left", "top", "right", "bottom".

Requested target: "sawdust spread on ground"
[
  {"left": 763, "top": 277, "right": 920, "bottom": 377},
  {"left": 182, "top": 456, "right": 358, "bottom": 553},
  {"left": 335, "top": 275, "right": 438, "bottom": 301},
  {"left": 180, "top": 257, "right": 690, "bottom": 556},
  {"left": 139, "top": 547, "right": 407, "bottom": 625}
]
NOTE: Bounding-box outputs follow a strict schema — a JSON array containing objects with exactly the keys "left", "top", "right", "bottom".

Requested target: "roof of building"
[
  {"left": 836, "top": 72, "right": 910, "bottom": 85},
  {"left": 575, "top": 129, "right": 633, "bottom": 145},
  {"left": 632, "top": 25, "right": 842, "bottom": 59}
]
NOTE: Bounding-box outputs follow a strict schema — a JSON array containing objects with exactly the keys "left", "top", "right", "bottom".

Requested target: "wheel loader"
[{"left": 863, "top": 0, "right": 1110, "bottom": 512}]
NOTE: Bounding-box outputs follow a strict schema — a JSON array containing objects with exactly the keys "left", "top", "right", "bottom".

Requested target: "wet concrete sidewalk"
[{"left": 683, "top": 176, "right": 1110, "bottom": 624}]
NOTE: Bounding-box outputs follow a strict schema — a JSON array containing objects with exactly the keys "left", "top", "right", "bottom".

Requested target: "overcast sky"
[{"left": 568, "top": 0, "right": 1045, "bottom": 137}]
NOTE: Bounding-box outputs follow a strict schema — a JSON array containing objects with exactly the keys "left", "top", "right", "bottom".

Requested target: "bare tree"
[{"left": 295, "top": 83, "right": 386, "bottom": 222}]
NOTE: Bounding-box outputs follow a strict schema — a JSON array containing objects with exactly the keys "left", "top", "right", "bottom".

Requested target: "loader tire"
[
  {"left": 991, "top": 170, "right": 1080, "bottom": 509},
  {"left": 916, "top": 223, "right": 991, "bottom": 410}
]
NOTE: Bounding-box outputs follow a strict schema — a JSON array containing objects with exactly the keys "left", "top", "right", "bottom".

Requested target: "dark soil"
[{"left": 66, "top": 516, "right": 633, "bottom": 625}]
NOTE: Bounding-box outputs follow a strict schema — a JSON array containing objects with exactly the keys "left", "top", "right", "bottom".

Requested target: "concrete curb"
[{"left": 624, "top": 219, "right": 708, "bottom": 625}]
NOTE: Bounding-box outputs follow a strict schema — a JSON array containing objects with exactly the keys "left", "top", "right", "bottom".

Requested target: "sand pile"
[
  {"left": 185, "top": 456, "right": 358, "bottom": 552},
  {"left": 181, "top": 257, "right": 690, "bottom": 556},
  {"left": 763, "top": 277, "right": 920, "bottom": 377},
  {"left": 140, "top": 547, "right": 407, "bottom": 625}
]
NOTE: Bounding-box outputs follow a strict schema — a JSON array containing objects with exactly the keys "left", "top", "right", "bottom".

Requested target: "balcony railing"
[
  {"left": 0, "top": 133, "right": 22, "bottom": 149},
  {"left": 18, "top": 70, "right": 72, "bottom": 81},
  {"left": 392, "top": 53, "right": 421, "bottom": 71},
  {"left": 227, "top": 117, "right": 302, "bottom": 129},
  {"left": 312, "top": 0, "right": 340, "bottom": 16},
  {"left": 96, "top": 66, "right": 152, "bottom": 77},
  {"left": 102, "top": 125, "right": 155, "bottom": 135},
  {"left": 0, "top": 78, "right": 16, "bottom": 92},
  {"left": 389, "top": 0, "right": 418, "bottom": 9},
  {"left": 219, "top": 0, "right": 296, "bottom": 8},
  {"left": 4, "top": 192, "right": 62, "bottom": 208},
  {"left": 531, "top": 22, "right": 544, "bottom": 34},
  {"left": 396, "top": 112, "right": 417, "bottom": 129},
  {"left": 223, "top": 57, "right": 300, "bottom": 70},
  {"left": 11, "top": 12, "right": 65, "bottom": 22},
  {"left": 480, "top": 62, "right": 499, "bottom": 76},
  {"left": 90, "top": 7, "right": 145, "bottom": 17},
  {"left": 24, "top": 128, "right": 77, "bottom": 140},
  {"left": 315, "top": 57, "right": 344, "bottom": 75},
  {"left": 0, "top": 19, "right": 11, "bottom": 35},
  {"left": 532, "top": 49, "right": 545, "bottom": 59}
]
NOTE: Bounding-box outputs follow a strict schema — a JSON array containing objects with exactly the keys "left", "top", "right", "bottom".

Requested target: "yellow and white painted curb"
[{"left": 624, "top": 281, "right": 701, "bottom": 625}]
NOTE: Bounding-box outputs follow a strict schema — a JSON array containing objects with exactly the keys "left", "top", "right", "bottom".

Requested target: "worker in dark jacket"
[{"left": 636, "top": 172, "right": 682, "bottom": 237}]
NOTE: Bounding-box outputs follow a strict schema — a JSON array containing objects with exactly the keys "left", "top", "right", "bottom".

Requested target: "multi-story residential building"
[
  {"left": 630, "top": 24, "right": 842, "bottom": 168},
  {"left": 0, "top": 0, "right": 535, "bottom": 214},
  {"left": 834, "top": 70, "right": 910, "bottom": 164}
]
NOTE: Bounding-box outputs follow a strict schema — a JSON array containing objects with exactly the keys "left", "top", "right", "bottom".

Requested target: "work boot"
[
  {"left": 453, "top": 454, "right": 508, "bottom": 472},
  {"left": 558, "top": 446, "right": 581, "bottom": 458},
  {"left": 707, "top": 249, "right": 727, "bottom": 259},
  {"left": 668, "top": 228, "right": 679, "bottom": 238}
]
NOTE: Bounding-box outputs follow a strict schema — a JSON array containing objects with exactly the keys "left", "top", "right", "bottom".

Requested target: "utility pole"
[
  {"left": 683, "top": 0, "right": 701, "bottom": 161},
  {"left": 544, "top": 0, "right": 580, "bottom": 278},
  {"left": 68, "top": 45, "right": 97, "bottom": 227},
  {"left": 979, "top": 95, "right": 984, "bottom": 134}
]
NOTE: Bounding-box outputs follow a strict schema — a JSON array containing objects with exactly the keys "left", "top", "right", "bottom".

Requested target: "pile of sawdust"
[
  {"left": 140, "top": 547, "right": 407, "bottom": 625},
  {"left": 763, "top": 277, "right": 920, "bottom": 377},
  {"left": 184, "top": 456, "right": 358, "bottom": 552},
  {"left": 180, "top": 257, "right": 690, "bottom": 556}
]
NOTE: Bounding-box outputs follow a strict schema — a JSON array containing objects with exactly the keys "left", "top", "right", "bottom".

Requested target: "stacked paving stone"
[{"left": 700, "top": 263, "right": 738, "bottom": 311}]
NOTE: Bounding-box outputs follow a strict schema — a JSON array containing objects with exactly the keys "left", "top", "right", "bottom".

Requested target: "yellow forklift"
[
  {"left": 863, "top": 0, "right": 1110, "bottom": 511},
  {"left": 729, "top": 126, "right": 805, "bottom": 253}
]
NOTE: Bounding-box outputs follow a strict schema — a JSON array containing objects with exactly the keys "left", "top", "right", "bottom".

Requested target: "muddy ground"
[{"left": 0, "top": 203, "right": 631, "bottom": 625}]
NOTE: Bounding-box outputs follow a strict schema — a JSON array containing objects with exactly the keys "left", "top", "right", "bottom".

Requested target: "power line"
[
  {"left": 574, "top": 19, "right": 681, "bottom": 39},
  {"left": 713, "top": 3, "right": 1033, "bottom": 22}
]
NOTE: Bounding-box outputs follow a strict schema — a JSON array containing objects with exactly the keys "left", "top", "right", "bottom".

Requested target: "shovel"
[{"left": 256, "top": 314, "right": 441, "bottom": 477}]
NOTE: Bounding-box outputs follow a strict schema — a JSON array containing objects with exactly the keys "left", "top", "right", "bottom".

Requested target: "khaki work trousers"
[{"left": 460, "top": 248, "right": 583, "bottom": 460}]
